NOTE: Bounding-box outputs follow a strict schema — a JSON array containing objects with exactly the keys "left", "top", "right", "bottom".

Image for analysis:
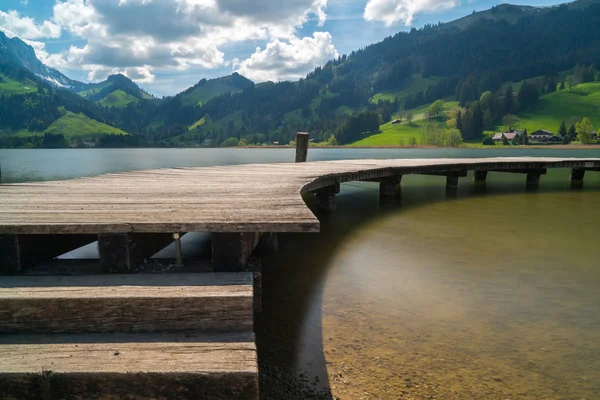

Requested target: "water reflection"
[{"left": 258, "top": 170, "right": 600, "bottom": 399}]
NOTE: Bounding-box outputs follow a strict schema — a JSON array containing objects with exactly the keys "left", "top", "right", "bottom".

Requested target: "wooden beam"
[
  {"left": 295, "top": 132, "right": 309, "bottom": 163},
  {"left": 97, "top": 233, "right": 173, "bottom": 273},
  {"left": 423, "top": 170, "right": 468, "bottom": 178},
  {"left": 490, "top": 168, "right": 547, "bottom": 175},
  {"left": 0, "top": 234, "right": 96, "bottom": 275},
  {"left": 0, "top": 273, "right": 253, "bottom": 334},
  {"left": 211, "top": 232, "right": 261, "bottom": 272},
  {"left": 0, "top": 332, "right": 258, "bottom": 400}
]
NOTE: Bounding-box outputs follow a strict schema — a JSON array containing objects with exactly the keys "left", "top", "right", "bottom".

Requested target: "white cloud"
[
  {"left": 86, "top": 65, "right": 155, "bottom": 83},
  {"left": 44, "top": 0, "right": 328, "bottom": 83},
  {"left": 364, "top": 0, "right": 459, "bottom": 26},
  {"left": 234, "top": 32, "right": 338, "bottom": 82},
  {"left": 0, "top": 10, "right": 61, "bottom": 39}
]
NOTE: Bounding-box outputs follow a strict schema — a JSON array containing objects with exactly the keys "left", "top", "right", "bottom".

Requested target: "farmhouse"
[
  {"left": 492, "top": 131, "right": 520, "bottom": 142},
  {"left": 530, "top": 129, "right": 554, "bottom": 142},
  {"left": 391, "top": 119, "right": 402, "bottom": 124}
]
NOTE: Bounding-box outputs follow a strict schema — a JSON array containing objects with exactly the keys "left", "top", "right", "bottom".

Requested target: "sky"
[{"left": 0, "top": 0, "right": 567, "bottom": 97}]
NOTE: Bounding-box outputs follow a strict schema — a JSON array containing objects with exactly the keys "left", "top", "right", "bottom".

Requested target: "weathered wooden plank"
[
  {"left": 0, "top": 332, "right": 257, "bottom": 400},
  {"left": 98, "top": 233, "right": 174, "bottom": 273},
  {"left": 0, "top": 273, "right": 253, "bottom": 333}
]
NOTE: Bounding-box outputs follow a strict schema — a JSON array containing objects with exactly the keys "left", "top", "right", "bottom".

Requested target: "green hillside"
[
  {"left": 350, "top": 100, "right": 459, "bottom": 146},
  {"left": 77, "top": 74, "right": 153, "bottom": 108},
  {"left": 0, "top": 74, "right": 37, "bottom": 95},
  {"left": 178, "top": 73, "right": 254, "bottom": 106},
  {"left": 100, "top": 89, "right": 139, "bottom": 108},
  {"left": 516, "top": 82, "right": 600, "bottom": 132},
  {"left": 43, "top": 111, "right": 129, "bottom": 140}
]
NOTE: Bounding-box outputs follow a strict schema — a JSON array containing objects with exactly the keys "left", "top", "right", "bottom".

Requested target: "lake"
[{"left": 1, "top": 148, "right": 599, "bottom": 399}]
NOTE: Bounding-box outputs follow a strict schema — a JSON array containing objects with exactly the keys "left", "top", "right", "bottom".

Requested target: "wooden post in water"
[
  {"left": 379, "top": 176, "right": 402, "bottom": 198},
  {"left": 295, "top": 132, "right": 309, "bottom": 163},
  {"left": 570, "top": 168, "right": 585, "bottom": 188},
  {"left": 525, "top": 170, "right": 542, "bottom": 189},
  {"left": 474, "top": 170, "right": 488, "bottom": 184},
  {"left": 313, "top": 183, "right": 339, "bottom": 213}
]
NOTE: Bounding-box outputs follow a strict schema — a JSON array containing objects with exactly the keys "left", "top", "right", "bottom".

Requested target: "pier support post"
[
  {"left": 570, "top": 168, "right": 585, "bottom": 188},
  {"left": 1, "top": 234, "right": 96, "bottom": 274},
  {"left": 295, "top": 132, "right": 309, "bottom": 163},
  {"left": 211, "top": 232, "right": 261, "bottom": 272},
  {"left": 313, "top": 183, "right": 339, "bottom": 213},
  {"left": 98, "top": 233, "right": 174, "bottom": 273},
  {"left": 258, "top": 232, "right": 278, "bottom": 252},
  {"left": 445, "top": 171, "right": 467, "bottom": 190},
  {"left": 474, "top": 170, "right": 488, "bottom": 184},
  {"left": 526, "top": 170, "right": 543, "bottom": 189},
  {"left": 379, "top": 176, "right": 402, "bottom": 198}
]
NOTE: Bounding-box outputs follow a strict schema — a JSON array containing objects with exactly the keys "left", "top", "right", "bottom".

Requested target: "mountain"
[
  {"left": 2, "top": 0, "right": 600, "bottom": 148},
  {"left": 77, "top": 74, "right": 155, "bottom": 108},
  {"left": 0, "top": 31, "right": 80, "bottom": 89},
  {"left": 145, "top": 0, "right": 600, "bottom": 146},
  {"left": 176, "top": 73, "right": 254, "bottom": 106}
]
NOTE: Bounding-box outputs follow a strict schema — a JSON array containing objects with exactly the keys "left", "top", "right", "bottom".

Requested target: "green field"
[
  {"left": 0, "top": 74, "right": 38, "bottom": 95},
  {"left": 43, "top": 111, "right": 129, "bottom": 140},
  {"left": 349, "top": 100, "right": 459, "bottom": 146},
  {"left": 515, "top": 82, "right": 600, "bottom": 132},
  {"left": 99, "top": 89, "right": 138, "bottom": 108},
  {"left": 349, "top": 120, "right": 424, "bottom": 146}
]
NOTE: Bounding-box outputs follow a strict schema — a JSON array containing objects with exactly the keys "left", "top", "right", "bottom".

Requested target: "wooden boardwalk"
[
  {"left": 1, "top": 155, "right": 600, "bottom": 399},
  {"left": 1, "top": 157, "right": 599, "bottom": 235}
]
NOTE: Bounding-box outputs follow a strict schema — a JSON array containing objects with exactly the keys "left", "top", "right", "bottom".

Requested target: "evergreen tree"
[
  {"left": 559, "top": 81, "right": 565, "bottom": 90},
  {"left": 522, "top": 128, "right": 529, "bottom": 145},
  {"left": 558, "top": 120, "right": 567, "bottom": 137},
  {"left": 568, "top": 124, "right": 577, "bottom": 140},
  {"left": 503, "top": 85, "right": 513, "bottom": 115},
  {"left": 472, "top": 104, "right": 484, "bottom": 139},
  {"left": 456, "top": 110, "right": 463, "bottom": 133}
]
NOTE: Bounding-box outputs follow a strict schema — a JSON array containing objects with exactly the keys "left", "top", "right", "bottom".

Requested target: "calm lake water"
[{"left": 1, "top": 148, "right": 599, "bottom": 399}]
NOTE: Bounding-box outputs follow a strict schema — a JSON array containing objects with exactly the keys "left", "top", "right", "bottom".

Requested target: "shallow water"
[{"left": 2, "top": 148, "right": 599, "bottom": 399}]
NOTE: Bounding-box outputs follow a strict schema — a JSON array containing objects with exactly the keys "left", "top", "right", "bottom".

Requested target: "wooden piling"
[
  {"left": 211, "top": 232, "right": 261, "bottom": 272},
  {"left": 526, "top": 171, "right": 542, "bottom": 188},
  {"left": 474, "top": 170, "right": 488, "bottom": 183},
  {"left": 295, "top": 132, "right": 309, "bottom": 163},
  {"left": 313, "top": 183, "right": 339, "bottom": 213},
  {"left": 379, "top": 176, "right": 401, "bottom": 198}
]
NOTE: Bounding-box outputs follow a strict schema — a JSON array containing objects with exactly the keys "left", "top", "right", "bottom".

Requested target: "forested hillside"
[
  {"left": 1, "top": 0, "right": 600, "bottom": 148},
  {"left": 151, "top": 0, "right": 600, "bottom": 146}
]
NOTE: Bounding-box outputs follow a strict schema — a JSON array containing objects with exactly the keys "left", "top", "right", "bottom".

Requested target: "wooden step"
[
  {"left": 0, "top": 332, "right": 258, "bottom": 400},
  {"left": 0, "top": 273, "right": 253, "bottom": 334}
]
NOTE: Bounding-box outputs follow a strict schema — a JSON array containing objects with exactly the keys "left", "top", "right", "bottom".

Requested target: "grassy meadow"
[
  {"left": 350, "top": 82, "right": 600, "bottom": 147},
  {"left": 516, "top": 82, "right": 600, "bottom": 132},
  {"left": 43, "top": 111, "right": 129, "bottom": 140}
]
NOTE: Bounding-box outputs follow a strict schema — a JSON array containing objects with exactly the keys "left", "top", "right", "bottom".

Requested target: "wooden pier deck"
[
  {"left": 1, "top": 157, "right": 599, "bottom": 235},
  {"left": 1, "top": 156, "right": 600, "bottom": 399}
]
